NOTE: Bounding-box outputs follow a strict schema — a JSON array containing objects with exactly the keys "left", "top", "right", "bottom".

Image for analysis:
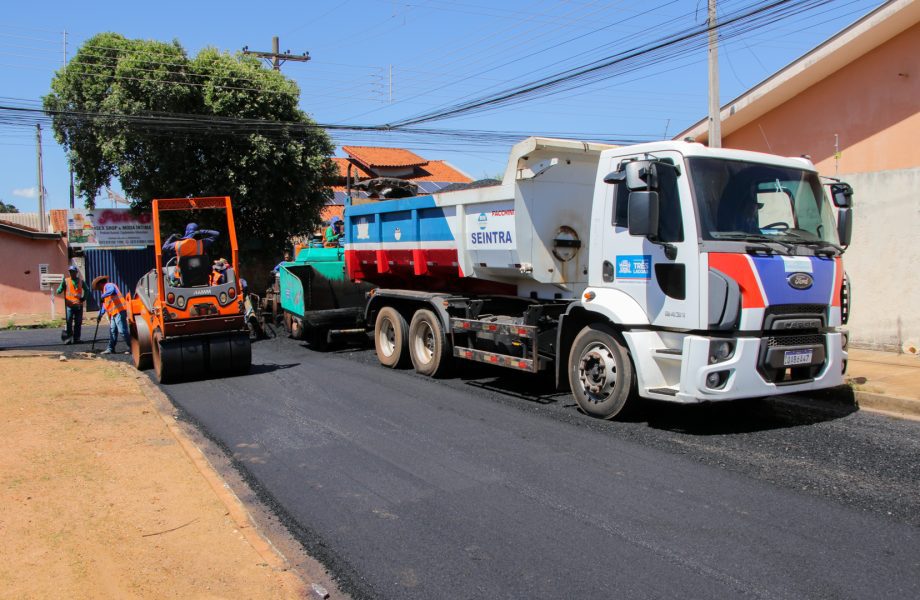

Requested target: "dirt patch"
[{"left": 0, "top": 357, "right": 305, "bottom": 598}]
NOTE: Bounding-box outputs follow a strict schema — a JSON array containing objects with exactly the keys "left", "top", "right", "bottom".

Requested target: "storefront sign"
[{"left": 67, "top": 209, "right": 153, "bottom": 248}]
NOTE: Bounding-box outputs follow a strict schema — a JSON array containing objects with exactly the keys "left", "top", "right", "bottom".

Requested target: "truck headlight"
[{"left": 709, "top": 340, "right": 735, "bottom": 364}]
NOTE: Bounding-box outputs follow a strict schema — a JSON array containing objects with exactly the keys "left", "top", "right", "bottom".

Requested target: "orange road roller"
[{"left": 127, "top": 196, "right": 251, "bottom": 383}]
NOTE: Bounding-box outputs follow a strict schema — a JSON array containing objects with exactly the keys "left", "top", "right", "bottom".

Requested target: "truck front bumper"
[{"left": 673, "top": 333, "right": 847, "bottom": 403}]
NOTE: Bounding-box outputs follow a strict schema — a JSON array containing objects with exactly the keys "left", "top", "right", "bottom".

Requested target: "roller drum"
[
  {"left": 207, "top": 335, "right": 234, "bottom": 374},
  {"left": 230, "top": 333, "right": 252, "bottom": 375}
]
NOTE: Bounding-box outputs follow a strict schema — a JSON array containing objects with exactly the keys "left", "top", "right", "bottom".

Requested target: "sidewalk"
[
  {"left": 0, "top": 353, "right": 310, "bottom": 598},
  {"left": 847, "top": 348, "right": 920, "bottom": 420}
]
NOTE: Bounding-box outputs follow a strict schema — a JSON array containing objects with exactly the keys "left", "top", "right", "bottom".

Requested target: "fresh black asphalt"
[{"left": 4, "top": 328, "right": 919, "bottom": 599}]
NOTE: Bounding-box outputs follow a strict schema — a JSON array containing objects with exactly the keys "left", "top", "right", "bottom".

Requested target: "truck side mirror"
[
  {"left": 628, "top": 191, "right": 659, "bottom": 237},
  {"left": 837, "top": 207, "right": 852, "bottom": 246},
  {"left": 830, "top": 182, "right": 853, "bottom": 208}
]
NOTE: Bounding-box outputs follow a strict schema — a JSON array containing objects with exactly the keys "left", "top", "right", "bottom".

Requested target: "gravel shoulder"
[{"left": 0, "top": 354, "right": 306, "bottom": 599}]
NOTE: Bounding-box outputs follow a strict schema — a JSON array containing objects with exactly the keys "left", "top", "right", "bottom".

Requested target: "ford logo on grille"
[{"left": 787, "top": 272, "right": 814, "bottom": 290}]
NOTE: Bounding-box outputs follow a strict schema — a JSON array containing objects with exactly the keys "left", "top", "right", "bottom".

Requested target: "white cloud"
[{"left": 12, "top": 187, "right": 37, "bottom": 199}]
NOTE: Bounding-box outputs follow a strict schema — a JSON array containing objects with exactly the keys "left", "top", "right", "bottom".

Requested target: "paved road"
[{"left": 5, "top": 328, "right": 920, "bottom": 599}]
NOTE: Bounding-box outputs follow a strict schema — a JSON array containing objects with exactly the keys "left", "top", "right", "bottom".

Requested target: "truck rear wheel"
[
  {"left": 375, "top": 307, "right": 409, "bottom": 368},
  {"left": 568, "top": 324, "right": 634, "bottom": 419},
  {"left": 408, "top": 309, "right": 451, "bottom": 377}
]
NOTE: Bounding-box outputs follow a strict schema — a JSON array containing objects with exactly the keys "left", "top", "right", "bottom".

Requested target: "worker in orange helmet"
[{"left": 97, "top": 282, "right": 131, "bottom": 355}]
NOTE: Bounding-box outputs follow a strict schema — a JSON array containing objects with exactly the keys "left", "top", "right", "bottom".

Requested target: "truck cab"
[{"left": 579, "top": 142, "right": 851, "bottom": 404}]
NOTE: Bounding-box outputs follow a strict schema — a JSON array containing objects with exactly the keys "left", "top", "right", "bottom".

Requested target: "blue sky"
[{"left": 0, "top": 0, "right": 883, "bottom": 212}]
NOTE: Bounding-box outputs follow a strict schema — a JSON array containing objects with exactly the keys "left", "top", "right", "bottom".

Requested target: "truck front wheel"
[
  {"left": 568, "top": 324, "right": 634, "bottom": 419},
  {"left": 374, "top": 306, "right": 409, "bottom": 368},
  {"left": 408, "top": 309, "right": 451, "bottom": 377}
]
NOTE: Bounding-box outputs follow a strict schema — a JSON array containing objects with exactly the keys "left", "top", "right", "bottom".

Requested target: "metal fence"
[{"left": 83, "top": 247, "right": 155, "bottom": 310}]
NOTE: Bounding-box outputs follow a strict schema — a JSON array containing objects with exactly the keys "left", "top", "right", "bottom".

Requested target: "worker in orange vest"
[
  {"left": 97, "top": 282, "right": 130, "bottom": 355},
  {"left": 210, "top": 258, "right": 229, "bottom": 286},
  {"left": 162, "top": 223, "right": 220, "bottom": 284},
  {"left": 55, "top": 264, "right": 92, "bottom": 344}
]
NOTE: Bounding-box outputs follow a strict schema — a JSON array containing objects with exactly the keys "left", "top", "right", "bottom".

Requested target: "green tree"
[
  {"left": 44, "top": 33, "right": 335, "bottom": 256},
  {"left": 0, "top": 200, "right": 18, "bottom": 213}
]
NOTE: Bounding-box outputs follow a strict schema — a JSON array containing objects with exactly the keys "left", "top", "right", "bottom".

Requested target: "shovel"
[{"left": 90, "top": 317, "right": 101, "bottom": 352}]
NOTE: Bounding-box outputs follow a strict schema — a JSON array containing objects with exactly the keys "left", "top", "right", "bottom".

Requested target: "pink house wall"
[
  {"left": 724, "top": 23, "right": 920, "bottom": 175},
  {"left": 0, "top": 232, "right": 70, "bottom": 321}
]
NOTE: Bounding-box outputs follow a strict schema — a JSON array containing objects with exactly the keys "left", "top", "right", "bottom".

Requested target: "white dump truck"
[{"left": 343, "top": 137, "right": 854, "bottom": 418}]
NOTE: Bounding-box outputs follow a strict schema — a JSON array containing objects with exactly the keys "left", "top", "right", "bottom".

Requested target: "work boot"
[{"left": 65, "top": 339, "right": 74, "bottom": 345}]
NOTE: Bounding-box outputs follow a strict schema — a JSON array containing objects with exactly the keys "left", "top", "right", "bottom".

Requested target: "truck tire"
[
  {"left": 374, "top": 306, "right": 409, "bottom": 368},
  {"left": 408, "top": 309, "right": 451, "bottom": 377},
  {"left": 568, "top": 324, "right": 634, "bottom": 419}
]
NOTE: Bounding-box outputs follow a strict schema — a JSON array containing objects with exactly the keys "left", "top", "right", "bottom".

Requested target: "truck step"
[
  {"left": 453, "top": 346, "right": 537, "bottom": 373},
  {"left": 647, "top": 386, "right": 679, "bottom": 396},
  {"left": 654, "top": 348, "right": 683, "bottom": 359},
  {"left": 655, "top": 348, "right": 683, "bottom": 356}
]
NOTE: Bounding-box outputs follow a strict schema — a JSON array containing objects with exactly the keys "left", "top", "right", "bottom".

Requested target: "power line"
[{"left": 385, "top": 0, "right": 836, "bottom": 127}]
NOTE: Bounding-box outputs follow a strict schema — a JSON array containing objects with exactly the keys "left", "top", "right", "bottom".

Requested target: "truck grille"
[
  {"left": 769, "top": 304, "right": 826, "bottom": 315},
  {"left": 841, "top": 274, "right": 850, "bottom": 325},
  {"left": 766, "top": 334, "right": 824, "bottom": 347}
]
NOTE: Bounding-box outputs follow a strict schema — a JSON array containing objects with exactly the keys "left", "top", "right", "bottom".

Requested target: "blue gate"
[{"left": 83, "top": 247, "right": 155, "bottom": 310}]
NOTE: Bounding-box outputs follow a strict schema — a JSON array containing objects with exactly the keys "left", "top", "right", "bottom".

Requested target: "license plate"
[{"left": 783, "top": 349, "right": 813, "bottom": 366}]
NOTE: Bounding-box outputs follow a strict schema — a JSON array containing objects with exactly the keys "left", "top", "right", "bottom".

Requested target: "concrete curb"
[
  {"left": 0, "top": 350, "right": 60, "bottom": 358},
  {"left": 125, "top": 364, "right": 312, "bottom": 598},
  {"left": 854, "top": 389, "right": 920, "bottom": 422}
]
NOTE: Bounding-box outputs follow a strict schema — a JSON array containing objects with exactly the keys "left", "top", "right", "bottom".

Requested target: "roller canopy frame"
[{"left": 151, "top": 196, "right": 240, "bottom": 305}]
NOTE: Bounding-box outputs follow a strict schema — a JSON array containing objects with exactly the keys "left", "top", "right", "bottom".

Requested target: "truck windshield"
[{"left": 688, "top": 157, "right": 840, "bottom": 249}]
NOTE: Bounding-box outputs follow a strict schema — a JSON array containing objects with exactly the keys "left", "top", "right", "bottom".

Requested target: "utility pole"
[
  {"left": 36, "top": 124, "right": 47, "bottom": 232},
  {"left": 242, "top": 36, "right": 310, "bottom": 71},
  {"left": 707, "top": 0, "right": 722, "bottom": 148},
  {"left": 64, "top": 29, "right": 75, "bottom": 209}
]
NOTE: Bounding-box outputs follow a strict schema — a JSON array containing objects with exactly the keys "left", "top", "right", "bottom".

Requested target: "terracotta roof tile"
[
  {"left": 342, "top": 146, "right": 428, "bottom": 168},
  {"left": 50, "top": 209, "right": 68, "bottom": 234},
  {"left": 320, "top": 205, "right": 344, "bottom": 223},
  {"left": 332, "top": 157, "right": 374, "bottom": 179},
  {"left": 407, "top": 160, "right": 472, "bottom": 183}
]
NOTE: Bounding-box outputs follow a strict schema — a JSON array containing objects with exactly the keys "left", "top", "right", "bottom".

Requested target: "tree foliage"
[
  {"left": 0, "top": 200, "right": 19, "bottom": 213},
  {"left": 44, "top": 33, "right": 335, "bottom": 255}
]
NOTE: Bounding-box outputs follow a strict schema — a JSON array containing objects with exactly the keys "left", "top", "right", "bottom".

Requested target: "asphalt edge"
[{"left": 125, "top": 363, "right": 313, "bottom": 599}]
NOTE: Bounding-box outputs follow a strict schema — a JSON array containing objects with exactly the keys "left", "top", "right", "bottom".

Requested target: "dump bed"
[{"left": 344, "top": 137, "right": 615, "bottom": 299}]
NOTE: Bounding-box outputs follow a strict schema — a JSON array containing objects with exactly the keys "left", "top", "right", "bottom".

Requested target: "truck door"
[{"left": 599, "top": 152, "right": 701, "bottom": 330}]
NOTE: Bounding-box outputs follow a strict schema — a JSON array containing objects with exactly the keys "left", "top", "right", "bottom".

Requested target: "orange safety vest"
[
  {"left": 102, "top": 286, "right": 127, "bottom": 317},
  {"left": 64, "top": 277, "right": 84, "bottom": 306},
  {"left": 175, "top": 238, "right": 204, "bottom": 258},
  {"left": 174, "top": 238, "right": 205, "bottom": 282},
  {"left": 209, "top": 271, "right": 224, "bottom": 286}
]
